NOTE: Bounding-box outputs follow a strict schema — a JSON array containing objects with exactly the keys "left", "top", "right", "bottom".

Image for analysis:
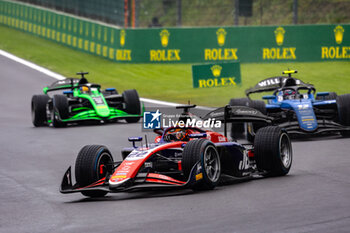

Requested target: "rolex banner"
[
  {"left": 192, "top": 62, "right": 241, "bottom": 88},
  {"left": 0, "top": 0, "right": 349, "bottom": 63}
]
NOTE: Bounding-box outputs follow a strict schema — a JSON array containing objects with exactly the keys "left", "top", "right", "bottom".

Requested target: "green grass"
[{"left": 1, "top": 24, "right": 350, "bottom": 107}]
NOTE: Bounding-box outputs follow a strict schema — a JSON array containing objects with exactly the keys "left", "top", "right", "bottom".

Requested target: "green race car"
[{"left": 31, "top": 72, "right": 142, "bottom": 127}]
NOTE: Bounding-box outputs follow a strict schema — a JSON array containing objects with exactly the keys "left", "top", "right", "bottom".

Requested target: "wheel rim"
[
  {"left": 96, "top": 152, "right": 113, "bottom": 179},
  {"left": 280, "top": 133, "right": 292, "bottom": 168},
  {"left": 203, "top": 146, "right": 220, "bottom": 182}
]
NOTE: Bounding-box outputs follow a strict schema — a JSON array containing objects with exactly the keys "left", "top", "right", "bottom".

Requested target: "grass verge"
[{"left": 1, "top": 24, "right": 350, "bottom": 107}]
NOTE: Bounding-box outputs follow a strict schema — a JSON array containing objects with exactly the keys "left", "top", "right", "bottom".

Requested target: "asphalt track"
[{"left": 0, "top": 54, "right": 350, "bottom": 233}]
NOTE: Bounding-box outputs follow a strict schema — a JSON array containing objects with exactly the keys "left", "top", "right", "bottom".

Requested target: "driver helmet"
[
  {"left": 176, "top": 130, "right": 189, "bottom": 141},
  {"left": 80, "top": 85, "right": 90, "bottom": 93},
  {"left": 283, "top": 89, "right": 296, "bottom": 99},
  {"left": 166, "top": 128, "right": 190, "bottom": 141}
]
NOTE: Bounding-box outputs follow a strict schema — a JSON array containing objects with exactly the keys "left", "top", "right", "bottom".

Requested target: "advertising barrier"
[
  {"left": 1, "top": 0, "right": 349, "bottom": 64},
  {"left": 192, "top": 62, "right": 241, "bottom": 88}
]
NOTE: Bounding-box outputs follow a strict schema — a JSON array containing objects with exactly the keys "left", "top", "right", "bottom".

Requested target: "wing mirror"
[
  {"left": 316, "top": 92, "right": 329, "bottom": 97},
  {"left": 262, "top": 95, "right": 275, "bottom": 100},
  {"left": 128, "top": 137, "right": 142, "bottom": 148}
]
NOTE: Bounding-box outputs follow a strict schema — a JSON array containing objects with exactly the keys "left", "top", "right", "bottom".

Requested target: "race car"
[
  {"left": 60, "top": 105, "right": 292, "bottom": 198},
  {"left": 31, "top": 72, "right": 142, "bottom": 127},
  {"left": 229, "top": 70, "right": 350, "bottom": 139}
]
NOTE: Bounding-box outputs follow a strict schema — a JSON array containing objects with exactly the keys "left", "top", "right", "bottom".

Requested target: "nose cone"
[
  {"left": 96, "top": 105, "right": 110, "bottom": 117},
  {"left": 109, "top": 177, "right": 130, "bottom": 189},
  {"left": 109, "top": 160, "right": 142, "bottom": 188}
]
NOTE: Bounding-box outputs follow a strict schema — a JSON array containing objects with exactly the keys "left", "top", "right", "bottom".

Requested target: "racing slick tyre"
[
  {"left": 316, "top": 92, "right": 337, "bottom": 100},
  {"left": 336, "top": 94, "right": 350, "bottom": 137},
  {"left": 31, "top": 95, "right": 49, "bottom": 127},
  {"left": 229, "top": 98, "right": 250, "bottom": 139},
  {"left": 75, "top": 145, "right": 114, "bottom": 197},
  {"left": 254, "top": 126, "right": 292, "bottom": 176},
  {"left": 122, "top": 89, "right": 141, "bottom": 123},
  {"left": 51, "top": 94, "right": 69, "bottom": 127},
  {"left": 182, "top": 139, "right": 221, "bottom": 190}
]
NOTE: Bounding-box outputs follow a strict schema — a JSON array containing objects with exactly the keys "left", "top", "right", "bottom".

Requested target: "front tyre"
[
  {"left": 51, "top": 94, "right": 69, "bottom": 127},
  {"left": 182, "top": 139, "right": 221, "bottom": 190},
  {"left": 31, "top": 95, "right": 49, "bottom": 126},
  {"left": 254, "top": 126, "right": 292, "bottom": 176},
  {"left": 75, "top": 145, "right": 114, "bottom": 197},
  {"left": 122, "top": 89, "right": 141, "bottom": 123}
]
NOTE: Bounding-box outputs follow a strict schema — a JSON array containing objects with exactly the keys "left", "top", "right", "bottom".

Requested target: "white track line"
[
  {"left": 0, "top": 49, "right": 213, "bottom": 110},
  {"left": 0, "top": 50, "right": 65, "bottom": 80}
]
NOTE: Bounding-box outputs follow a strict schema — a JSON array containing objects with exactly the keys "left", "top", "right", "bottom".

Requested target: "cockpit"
[
  {"left": 282, "top": 88, "right": 298, "bottom": 100},
  {"left": 163, "top": 128, "right": 201, "bottom": 142}
]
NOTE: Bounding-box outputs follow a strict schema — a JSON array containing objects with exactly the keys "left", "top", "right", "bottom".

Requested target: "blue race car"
[{"left": 229, "top": 70, "right": 350, "bottom": 139}]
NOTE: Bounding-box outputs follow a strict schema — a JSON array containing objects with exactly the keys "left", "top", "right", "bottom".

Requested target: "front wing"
[
  {"left": 60, "top": 161, "right": 203, "bottom": 194},
  {"left": 279, "top": 119, "right": 350, "bottom": 135},
  {"left": 51, "top": 107, "right": 142, "bottom": 124}
]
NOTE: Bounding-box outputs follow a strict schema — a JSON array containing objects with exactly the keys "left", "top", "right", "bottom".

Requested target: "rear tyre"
[
  {"left": 337, "top": 94, "right": 350, "bottom": 137},
  {"left": 316, "top": 92, "right": 337, "bottom": 100},
  {"left": 123, "top": 89, "right": 141, "bottom": 123},
  {"left": 31, "top": 95, "right": 49, "bottom": 127},
  {"left": 254, "top": 126, "right": 292, "bottom": 176},
  {"left": 75, "top": 145, "right": 114, "bottom": 197},
  {"left": 182, "top": 139, "right": 221, "bottom": 190},
  {"left": 52, "top": 94, "right": 69, "bottom": 127}
]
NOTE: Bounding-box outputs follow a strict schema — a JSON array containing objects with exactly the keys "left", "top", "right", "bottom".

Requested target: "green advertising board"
[
  {"left": 192, "top": 62, "right": 241, "bottom": 88},
  {"left": 0, "top": 0, "right": 349, "bottom": 64}
]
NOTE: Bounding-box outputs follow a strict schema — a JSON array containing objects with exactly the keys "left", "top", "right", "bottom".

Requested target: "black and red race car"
[{"left": 60, "top": 105, "right": 293, "bottom": 198}]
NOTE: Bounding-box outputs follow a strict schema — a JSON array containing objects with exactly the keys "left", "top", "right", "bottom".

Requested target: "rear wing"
[
  {"left": 43, "top": 78, "right": 80, "bottom": 94},
  {"left": 43, "top": 78, "right": 101, "bottom": 94},
  {"left": 202, "top": 105, "right": 272, "bottom": 138},
  {"left": 245, "top": 76, "right": 315, "bottom": 97}
]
